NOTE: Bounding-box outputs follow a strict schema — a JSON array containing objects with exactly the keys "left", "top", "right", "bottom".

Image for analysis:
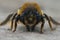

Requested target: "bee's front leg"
[
  {"left": 24, "top": 19, "right": 30, "bottom": 32},
  {"left": 26, "top": 25, "right": 30, "bottom": 32},
  {"left": 12, "top": 16, "right": 19, "bottom": 32},
  {"left": 8, "top": 13, "right": 17, "bottom": 31},
  {"left": 40, "top": 19, "right": 45, "bottom": 34},
  {"left": 8, "top": 19, "right": 13, "bottom": 31},
  {"left": 44, "top": 14, "right": 53, "bottom": 31},
  {"left": 13, "top": 20, "right": 17, "bottom": 32}
]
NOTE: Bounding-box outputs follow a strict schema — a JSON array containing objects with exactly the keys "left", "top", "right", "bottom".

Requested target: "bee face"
[
  {"left": 29, "top": 14, "right": 34, "bottom": 21},
  {"left": 25, "top": 12, "right": 36, "bottom": 24},
  {"left": 23, "top": 7, "right": 37, "bottom": 24}
]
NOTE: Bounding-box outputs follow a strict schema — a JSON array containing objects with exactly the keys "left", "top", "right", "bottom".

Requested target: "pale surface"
[{"left": 0, "top": 0, "right": 60, "bottom": 40}]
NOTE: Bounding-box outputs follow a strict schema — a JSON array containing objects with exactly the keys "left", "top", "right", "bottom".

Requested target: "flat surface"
[{"left": 0, "top": 0, "right": 60, "bottom": 40}]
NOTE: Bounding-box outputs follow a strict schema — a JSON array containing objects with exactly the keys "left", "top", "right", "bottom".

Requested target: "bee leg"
[
  {"left": 44, "top": 14, "right": 53, "bottom": 31},
  {"left": 31, "top": 25, "right": 36, "bottom": 32},
  {"left": 13, "top": 15, "right": 19, "bottom": 32},
  {"left": 26, "top": 25, "right": 30, "bottom": 31},
  {"left": 8, "top": 13, "right": 17, "bottom": 31},
  {"left": 48, "top": 20, "right": 53, "bottom": 31},
  {"left": 8, "top": 20, "right": 13, "bottom": 31},
  {"left": 24, "top": 21, "right": 30, "bottom": 31},
  {"left": 31, "top": 16, "right": 41, "bottom": 32},
  {"left": 40, "top": 20, "right": 45, "bottom": 34},
  {"left": 11, "top": 19, "right": 14, "bottom": 30},
  {"left": 19, "top": 16, "right": 30, "bottom": 32},
  {"left": 12, "top": 20, "right": 17, "bottom": 32}
]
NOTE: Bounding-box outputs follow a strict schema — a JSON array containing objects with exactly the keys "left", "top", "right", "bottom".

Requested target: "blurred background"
[{"left": 0, "top": 0, "right": 60, "bottom": 40}]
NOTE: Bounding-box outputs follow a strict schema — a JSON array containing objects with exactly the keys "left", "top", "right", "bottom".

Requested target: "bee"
[{"left": 0, "top": 2, "right": 60, "bottom": 33}]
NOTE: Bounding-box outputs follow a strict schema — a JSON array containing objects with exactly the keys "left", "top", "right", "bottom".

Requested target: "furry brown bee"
[{"left": 0, "top": 2, "right": 60, "bottom": 33}]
